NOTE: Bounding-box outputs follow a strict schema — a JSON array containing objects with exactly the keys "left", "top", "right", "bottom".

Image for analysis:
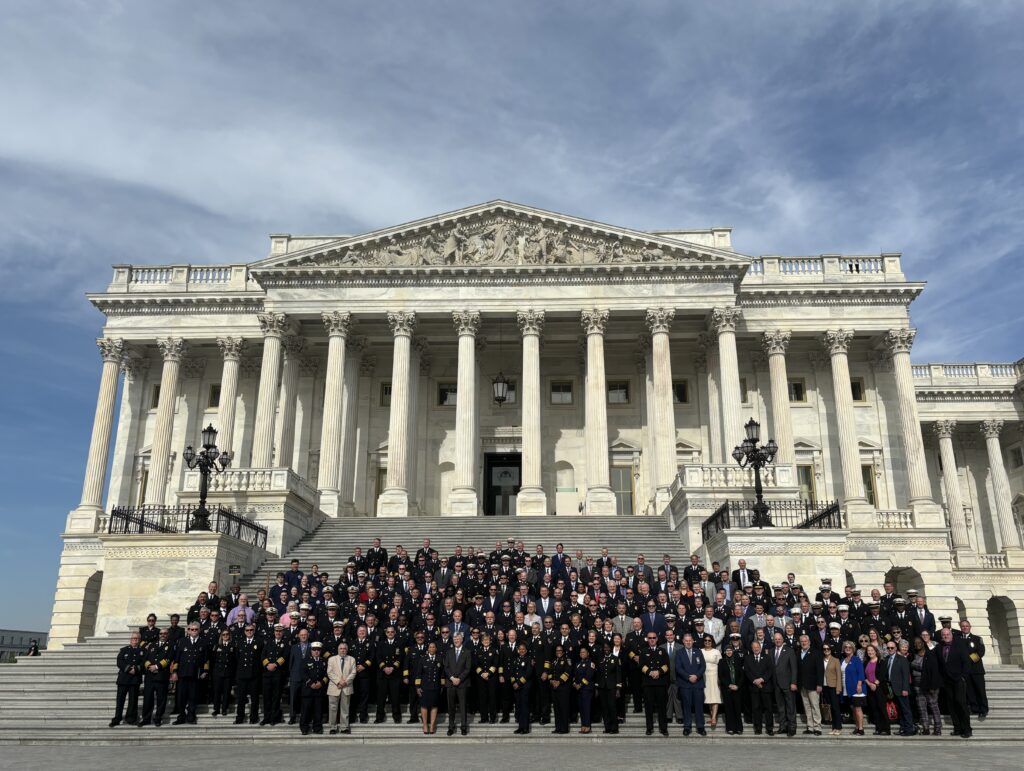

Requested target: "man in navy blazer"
[
  {"left": 674, "top": 632, "right": 706, "bottom": 735},
  {"left": 287, "top": 628, "right": 312, "bottom": 724},
  {"left": 640, "top": 603, "right": 667, "bottom": 638}
]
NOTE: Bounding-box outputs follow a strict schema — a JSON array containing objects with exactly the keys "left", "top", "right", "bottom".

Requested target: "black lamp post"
[
  {"left": 731, "top": 418, "right": 779, "bottom": 528},
  {"left": 183, "top": 423, "right": 231, "bottom": 531}
]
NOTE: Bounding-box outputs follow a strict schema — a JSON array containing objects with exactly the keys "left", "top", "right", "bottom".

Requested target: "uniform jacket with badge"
[{"left": 116, "top": 645, "right": 147, "bottom": 686}]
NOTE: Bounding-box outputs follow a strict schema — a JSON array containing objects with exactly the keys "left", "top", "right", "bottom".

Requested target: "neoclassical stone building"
[{"left": 50, "top": 201, "right": 1024, "bottom": 659}]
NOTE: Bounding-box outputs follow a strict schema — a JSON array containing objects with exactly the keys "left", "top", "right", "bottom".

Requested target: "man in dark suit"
[
  {"left": 887, "top": 640, "right": 917, "bottom": 735},
  {"left": 795, "top": 634, "right": 824, "bottom": 734},
  {"left": 743, "top": 640, "right": 774, "bottom": 734},
  {"left": 366, "top": 538, "right": 388, "bottom": 571},
  {"left": 731, "top": 559, "right": 752, "bottom": 590},
  {"left": 770, "top": 631, "right": 798, "bottom": 736},
  {"left": 641, "top": 602, "right": 667, "bottom": 638},
  {"left": 287, "top": 629, "right": 312, "bottom": 724},
  {"left": 634, "top": 554, "right": 655, "bottom": 586},
  {"left": 958, "top": 619, "right": 989, "bottom": 719},
  {"left": 674, "top": 632, "right": 706, "bottom": 736},
  {"left": 912, "top": 595, "right": 936, "bottom": 637},
  {"left": 937, "top": 627, "right": 973, "bottom": 738},
  {"left": 444, "top": 633, "right": 473, "bottom": 735},
  {"left": 110, "top": 631, "right": 145, "bottom": 727}
]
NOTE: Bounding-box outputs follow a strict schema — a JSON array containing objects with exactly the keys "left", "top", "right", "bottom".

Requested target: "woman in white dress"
[{"left": 702, "top": 634, "right": 723, "bottom": 728}]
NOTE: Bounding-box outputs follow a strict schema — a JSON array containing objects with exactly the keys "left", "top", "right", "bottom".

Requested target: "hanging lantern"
[{"left": 492, "top": 371, "right": 509, "bottom": 406}]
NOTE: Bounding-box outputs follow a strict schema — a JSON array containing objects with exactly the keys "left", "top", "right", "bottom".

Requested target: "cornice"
[
  {"left": 915, "top": 388, "right": 1018, "bottom": 403},
  {"left": 738, "top": 283, "right": 925, "bottom": 307},
  {"left": 89, "top": 293, "right": 265, "bottom": 316}
]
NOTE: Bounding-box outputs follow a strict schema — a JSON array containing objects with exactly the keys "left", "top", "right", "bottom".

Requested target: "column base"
[
  {"left": 376, "top": 489, "right": 410, "bottom": 518},
  {"left": 585, "top": 486, "right": 617, "bottom": 516},
  {"left": 516, "top": 487, "right": 548, "bottom": 516},
  {"left": 318, "top": 491, "right": 341, "bottom": 518},
  {"left": 654, "top": 487, "right": 673, "bottom": 517},
  {"left": 842, "top": 499, "right": 875, "bottom": 529},
  {"left": 910, "top": 499, "right": 945, "bottom": 528},
  {"left": 447, "top": 488, "right": 479, "bottom": 517},
  {"left": 953, "top": 548, "right": 979, "bottom": 568},
  {"left": 65, "top": 506, "right": 103, "bottom": 534},
  {"left": 338, "top": 500, "right": 355, "bottom": 517}
]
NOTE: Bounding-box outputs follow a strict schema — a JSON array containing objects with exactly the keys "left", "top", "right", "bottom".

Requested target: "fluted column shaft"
[
  {"left": 251, "top": 313, "right": 289, "bottom": 468},
  {"left": 763, "top": 330, "right": 795, "bottom": 465},
  {"left": 712, "top": 307, "right": 743, "bottom": 452},
  {"left": 824, "top": 330, "right": 866, "bottom": 503},
  {"left": 453, "top": 312, "right": 480, "bottom": 491},
  {"left": 982, "top": 420, "right": 1021, "bottom": 550},
  {"left": 79, "top": 338, "right": 124, "bottom": 509},
  {"left": 582, "top": 309, "right": 615, "bottom": 514},
  {"left": 934, "top": 421, "right": 970, "bottom": 550},
  {"left": 274, "top": 336, "right": 304, "bottom": 468},
  {"left": 384, "top": 312, "right": 416, "bottom": 495},
  {"left": 144, "top": 338, "right": 186, "bottom": 504},
  {"left": 215, "top": 338, "right": 245, "bottom": 455},
  {"left": 698, "top": 334, "right": 722, "bottom": 464},
  {"left": 886, "top": 329, "right": 933, "bottom": 504},
  {"left": 647, "top": 309, "right": 677, "bottom": 492},
  {"left": 338, "top": 338, "right": 363, "bottom": 514},
  {"left": 317, "top": 314, "right": 352, "bottom": 504},
  {"left": 518, "top": 311, "right": 544, "bottom": 493}
]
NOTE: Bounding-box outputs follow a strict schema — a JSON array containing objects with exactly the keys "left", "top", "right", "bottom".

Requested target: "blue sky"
[{"left": 2, "top": 1, "right": 1022, "bottom": 631}]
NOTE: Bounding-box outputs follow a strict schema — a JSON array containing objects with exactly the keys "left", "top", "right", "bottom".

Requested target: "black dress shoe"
[
  {"left": 394, "top": 716, "right": 402, "bottom": 724},
  {"left": 461, "top": 726, "right": 468, "bottom": 735},
  {"left": 513, "top": 728, "right": 523, "bottom": 734},
  {"left": 683, "top": 729, "right": 691, "bottom": 736},
  {"left": 408, "top": 716, "right": 418, "bottom": 724},
  {"left": 374, "top": 717, "right": 386, "bottom": 724},
  {"left": 447, "top": 727, "right": 456, "bottom": 736},
  {"left": 108, "top": 720, "right": 120, "bottom": 728},
  {"left": 813, "top": 730, "right": 821, "bottom": 735},
  {"left": 500, "top": 716, "right": 510, "bottom": 723},
  {"left": 187, "top": 717, "right": 197, "bottom": 724},
  {"left": 766, "top": 729, "right": 774, "bottom": 736},
  {"left": 301, "top": 728, "right": 309, "bottom": 735},
  {"left": 313, "top": 728, "right": 323, "bottom": 734},
  {"left": 645, "top": 729, "right": 653, "bottom": 736},
  {"left": 289, "top": 717, "right": 297, "bottom": 725},
  {"left": 697, "top": 729, "right": 707, "bottom": 736},
  {"left": 803, "top": 729, "right": 813, "bottom": 734},
  {"left": 330, "top": 728, "right": 339, "bottom": 735},
  {"left": 172, "top": 717, "right": 186, "bottom": 725},
  {"left": 234, "top": 717, "right": 244, "bottom": 725},
  {"left": 660, "top": 729, "right": 669, "bottom": 737}
]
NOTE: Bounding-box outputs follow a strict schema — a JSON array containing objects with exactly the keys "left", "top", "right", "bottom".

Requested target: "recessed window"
[
  {"left": 850, "top": 377, "right": 866, "bottom": 402},
  {"left": 438, "top": 383, "right": 458, "bottom": 406},
  {"left": 787, "top": 379, "right": 806, "bottom": 403},
  {"left": 739, "top": 377, "right": 750, "bottom": 404},
  {"left": 1009, "top": 446, "right": 1024, "bottom": 470},
  {"left": 672, "top": 380, "right": 689, "bottom": 404},
  {"left": 149, "top": 384, "right": 162, "bottom": 410},
  {"left": 607, "top": 381, "right": 630, "bottom": 405},
  {"left": 208, "top": 383, "right": 221, "bottom": 409},
  {"left": 380, "top": 382, "right": 392, "bottom": 407},
  {"left": 797, "top": 465, "right": 816, "bottom": 503},
  {"left": 550, "top": 381, "right": 573, "bottom": 405},
  {"left": 861, "top": 464, "right": 878, "bottom": 507}
]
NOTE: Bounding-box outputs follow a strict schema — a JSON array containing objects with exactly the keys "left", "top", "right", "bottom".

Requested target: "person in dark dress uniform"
[
  {"left": 171, "top": 623, "right": 208, "bottom": 724},
  {"left": 374, "top": 625, "right": 405, "bottom": 724},
  {"left": 138, "top": 614, "right": 160, "bottom": 648},
  {"left": 412, "top": 641, "right": 444, "bottom": 734},
  {"left": 596, "top": 640, "right": 622, "bottom": 734},
  {"left": 300, "top": 642, "right": 328, "bottom": 734},
  {"left": 549, "top": 645, "right": 572, "bottom": 734},
  {"left": 138, "top": 628, "right": 172, "bottom": 726},
  {"left": 638, "top": 631, "right": 670, "bottom": 736},
  {"left": 260, "top": 624, "right": 289, "bottom": 725},
  {"left": 958, "top": 620, "right": 989, "bottom": 719},
  {"left": 109, "top": 632, "right": 145, "bottom": 727},
  {"left": 234, "top": 623, "right": 262, "bottom": 724},
  {"left": 474, "top": 633, "right": 500, "bottom": 724},
  {"left": 573, "top": 645, "right": 596, "bottom": 733},
  {"left": 209, "top": 629, "right": 235, "bottom": 717},
  {"left": 348, "top": 627, "right": 375, "bottom": 725},
  {"left": 510, "top": 641, "right": 534, "bottom": 734}
]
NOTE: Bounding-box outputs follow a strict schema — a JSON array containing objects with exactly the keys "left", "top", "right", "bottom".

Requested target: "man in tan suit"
[{"left": 327, "top": 641, "right": 356, "bottom": 734}]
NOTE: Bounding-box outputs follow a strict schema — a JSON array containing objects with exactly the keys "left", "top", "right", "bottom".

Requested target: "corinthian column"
[
  {"left": 338, "top": 335, "right": 363, "bottom": 516},
  {"left": 762, "top": 330, "right": 795, "bottom": 465},
  {"left": 448, "top": 311, "right": 481, "bottom": 516},
  {"left": 981, "top": 419, "right": 1022, "bottom": 551},
  {"left": 582, "top": 309, "right": 616, "bottom": 515},
  {"left": 711, "top": 307, "right": 743, "bottom": 452},
  {"left": 317, "top": 311, "right": 352, "bottom": 515},
  {"left": 646, "top": 308, "right": 677, "bottom": 508},
  {"left": 823, "top": 330, "right": 866, "bottom": 506},
  {"left": 697, "top": 333, "right": 722, "bottom": 463},
  {"left": 274, "top": 334, "right": 304, "bottom": 469},
  {"left": 76, "top": 338, "right": 125, "bottom": 515},
  {"left": 517, "top": 310, "right": 547, "bottom": 516},
  {"left": 144, "top": 337, "right": 186, "bottom": 504},
  {"left": 377, "top": 311, "right": 416, "bottom": 517},
  {"left": 215, "top": 337, "right": 245, "bottom": 456},
  {"left": 933, "top": 421, "right": 971, "bottom": 551},
  {"left": 251, "top": 312, "right": 290, "bottom": 468},
  {"left": 885, "top": 329, "right": 935, "bottom": 509}
]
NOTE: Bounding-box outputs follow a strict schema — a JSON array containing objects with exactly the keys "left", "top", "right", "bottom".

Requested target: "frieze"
[
  {"left": 718, "top": 542, "right": 846, "bottom": 556},
  {"left": 105, "top": 546, "right": 220, "bottom": 560}
]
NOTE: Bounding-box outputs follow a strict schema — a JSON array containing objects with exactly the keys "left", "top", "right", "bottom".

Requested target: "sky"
[{"left": 1, "top": 0, "right": 1022, "bottom": 632}]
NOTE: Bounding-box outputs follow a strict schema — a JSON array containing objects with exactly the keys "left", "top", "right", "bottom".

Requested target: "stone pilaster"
[
  {"left": 581, "top": 309, "right": 615, "bottom": 515},
  {"left": 981, "top": 419, "right": 1022, "bottom": 552},
  {"left": 317, "top": 311, "right": 353, "bottom": 516},
  {"left": 823, "top": 330, "right": 868, "bottom": 516},
  {"left": 711, "top": 307, "right": 743, "bottom": 453},
  {"left": 273, "top": 334, "right": 304, "bottom": 470},
  {"left": 250, "top": 312, "right": 289, "bottom": 468},
  {"left": 517, "top": 310, "right": 547, "bottom": 516},
  {"left": 933, "top": 421, "right": 972, "bottom": 555},
  {"left": 762, "top": 330, "right": 795, "bottom": 465},
  {"left": 215, "top": 337, "right": 245, "bottom": 455},
  {"left": 448, "top": 311, "right": 481, "bottom": 516},
  {"left": 377, "top": 312, "right": 416, "bottom": 517},
  {"left": 646, "top": 308, "right": 677, "bottom": 512},
  {"left": 144, "top": 337, "right": 186, "bottom": 505}
]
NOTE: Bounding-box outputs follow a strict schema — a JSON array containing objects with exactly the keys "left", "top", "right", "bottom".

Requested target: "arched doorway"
[
  {"left": 884, "top": 566, "right": 924, "bottom": 597},
  {"left": 987, "top": 596, "right": 1021, "bottom": 665},
  {"left": 80, "top": 571, "right": 104, "bottom": 641}
]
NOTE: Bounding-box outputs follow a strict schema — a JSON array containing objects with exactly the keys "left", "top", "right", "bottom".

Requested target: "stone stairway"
[
  {"left": 240, "top": 516, "right": 685, "bottom": 595},
  {"left": 1, "top": 630, "right": 1020, "bottom": 744}
]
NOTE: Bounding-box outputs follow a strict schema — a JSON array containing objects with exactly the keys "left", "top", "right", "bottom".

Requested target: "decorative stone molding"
[
  {"left": 933, "top": 420, "right": 957, "bottom": 440},
  {"left": 298, "top": 356, "right": 319, "bottom": 377},
  {"left": 321, "top": 310, "right": 353, "bottom": 338},
  {"left": 257, "top": 311, "right": 289, "bottom": 338},
  {"left": 868, "top": 350, "right": 894, "bottom": 373},
  {"left": 96, "top": 337, "right": 125, "bottom": 363},
  {"left": 105, "top": 545, "right": 220, "bottom": 560},
  {"left": 694, "top": 332, "right": 712, "bottom": 371},
  {"left": 386, "top": 311, "right": 417, "bottom": 337},
  {"left": 981, "top": 419, "right": 1004, "bottom": 439},
  {"left": 359, "top": 354, "right": 377, "bottom": 376},
  {"left": 885, "top": 328, "right": 916, "bottom": 356},
  {"left": 823, "top": 329, "right": 854, "bottom": 356},
  {"left": 121, "top": 354, "right": 148, "bottom": 383},
  {"left": 216, "top": 337, "right": 246, "bottom": 361},
  {"left": 709, "top": 306, "right": 741, "bottom": 334},
  {"left": 633, "top": 336, "right": 648, "bottom": 373},
  {"left": 516, "top": 309, "right": 545, "bottom": 336},
  {"left": 239, "top": 357, "right": 262, "bottom": 378},
  {"left": 346, "top": 335, "right": 367, "bottom": 357},
  {"left": 807, "top": 351, "right": 828, "bottom": 370},
  {"left": 761, "top": 329, "right": 791, "bottom": 357},
  {"left": 179, "top": 357, "right": 207, "bottom": 380},
  {"left": 452, "top": 310, "right": 481, "bottom": 336},
  {"left": 645, "top": 307, "right": 674, "bottom": 335},
  {"left": 282, "top": 335, "right": 305, "bottom": 360},
  {"left": 581, "top": 308, "right": 609, "bottom": 335},
  {"left": 156, "top": 337, "right": 186, "bottom": 362}
]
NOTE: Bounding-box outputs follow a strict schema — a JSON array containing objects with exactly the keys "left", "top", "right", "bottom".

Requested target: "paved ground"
[{"left": 0, "top": 741, "right": 1017, "bottom": 770}]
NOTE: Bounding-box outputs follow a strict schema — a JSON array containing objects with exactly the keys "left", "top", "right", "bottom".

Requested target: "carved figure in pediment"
[
  {"left": 522, "top": 225, "right": 546, "bottom": 264},
  {"left": 490, "top": 220, "right": 520, "bottom": 264},
  {"left": 443, "top": 223, "right": 468, "bottom": 264},
  {"left": 378, "top": 237, "right": 415, "bottom": 267},
  {"left": 463, "top": 232, "right": 493, "bottom": 264},
  {"left": 416, "top": 229, "right": 445, "bottom": 265},
  {"left": 639, "top": 246, "right": 669, "bottom": 263}
]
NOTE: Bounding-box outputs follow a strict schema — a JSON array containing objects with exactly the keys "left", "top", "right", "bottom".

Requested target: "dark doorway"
[{"left": 483, "top": 453, "right": 521, "bottom": 516}]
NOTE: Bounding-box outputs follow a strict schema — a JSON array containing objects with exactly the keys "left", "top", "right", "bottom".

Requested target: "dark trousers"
[
  {"left": 775, "top": 687, "right": 797, "bottom": 734},
  {"left": 896, "top": 692, "right": 915, "bottom": 733},
  {"left": 534, "top": 676, "right": 551, "bottom": 721},
  {"left": 211, "top": 673, "right": 232, "bottom": 715},
  {"left": 408, "top": 681, "right": 421, "bottom": 718},
  {"left": 177, "top": 676, "right": 199, "bottom": 721},
  {"left": 749, "top": 684, "right": 773, "bottom": 731},
  {"left": 552, "top": 686, "right": 571, "bottom": 732},
  {"left": 113, "top": 683, "right": 139, "bottom": 724},
  {"left": 351, "top": 674, "right": 370, "bottom": 721},
  {"left": 447, "top": 685, "right": 468, "bottom": 729},
  {"left": 477, "top": 677, "right": 497, "bottom": 721},
  {"left": 235, "top": 677, "right": 258, "bottom": 721},
  {"left": 628, "top": 666, "right": 644, "bottom": 711},
  {"left": 967, "top": 672, "right": 988, "bottom": 716},
  {"left": 680, "top": 686, "right": 705, "bottom": 730},
  {"left": 868, "top": 685, "right": 890, "bottom": 732},
  {"left": 513, "top": 683, "right": 532, "bottom": 732},
  {"left": 822, "top": 685, "right": 842, "bottom": 730},
  {"left": 262, "top": 674, "right": 283, "bottom": 722},
  {"left": 141, "top": 679, "right": 168, "bottom": 723},
  {"left": 599, "top": 688, "right": 618, "bottom": 732},
  {"left": 578, "top": 688, "right": 593, "bottom": 727},
  {"left": 376, "top": 676, "right": 402, "bottom": 721},
  {"left": 943, "top": 678, "right": 972, "bottom": 736},
  {"left": 500, "top": 680, "right": 514, "bottom": 719},
  {"left": 301, "top": 687, "right": 324, "bottom": 732},
  {"left": 643, "top": 684, "right": 668, "bottom": 733},
  {"left": 722, "top": 686, "right": 743, "bottom": 733},
  {"left": 289, "top": 681, "right": 303, "bottom": 720}
]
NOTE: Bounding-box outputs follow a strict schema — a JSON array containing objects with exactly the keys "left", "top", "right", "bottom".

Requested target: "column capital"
[
  {"left": 180, "top": 357, "right": 207, "bottom": 380},
  {"left": 933, "top": 420, "right": 957, "bottom": 440},
  {"left": 257, "top": 311, "right": 290, "bottom": 338},
  {"left": 452, "top": 310, "right": 481, "bottom": 337},
  {"left": 359, "top": 354, "right": 377, "bottom": 376},
  {"left": 386, "top": 311, "right": 417, "bottom": 337},
  {"left": 299, "top": 356, "right": 319, "bottom": 377},
  {"left": 156, "top": 337, "right": 187, "bottom": 362},
  {"left": 633, "top": 336, "right": 648, "bottom": 373},
  {"left": 981, "top": 419, "right": 1004, "bottom": 439},
  {"left": 216, "top": 336, "right": 247, "bottom": 361},
  {"left": 761, "top": 329, "right": 791, "bottom": 357},
  {"left": 321, "top": 310, "right": 353, "bottom": 338},
  {"left": 282, "top": 335, "right": 305, "bottom": 359},
  {"left": 121, "top": 353, "right": 148, "bottom": 383},
  {"left": 96, "top": 337, "right": 125, "bottom": 364},
  {"left": 709, "top": 306, "right": 741, "bottom": 334},
  {"left": 823, "top": 329, "right": 854, "bottom": 356},
  {"left": 346, "top": 334, "right": 367, "bottom": 357},
  {"left": 581, "top": 308, "right": 609, "bottom": 335},
  {"left": 645, "top": 307, "right": 675, "bottom": 335},
  {"left": 885, "top": 328, "right": 917, "bottom": 355},
  {"left": 516, "top": 309, "right": 545, "bottom": 336}
]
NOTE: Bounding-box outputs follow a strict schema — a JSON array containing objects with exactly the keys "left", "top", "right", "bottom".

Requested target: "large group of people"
[{"left": 110, "top": 536, "right": 989, "bottom": 739}]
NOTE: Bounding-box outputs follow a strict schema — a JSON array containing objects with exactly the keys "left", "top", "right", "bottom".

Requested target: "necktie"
[
  {"left": 888, "top": 657, "right": 894, "bottom": 677},
  {"left": 775, "top": 649, "right": 780, "bottom": 664},
  {"left": 668, "top": 643, "right": 673, "bottom": 656}
]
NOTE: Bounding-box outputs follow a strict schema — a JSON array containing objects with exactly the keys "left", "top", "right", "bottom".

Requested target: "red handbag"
[{"left": 885, "top": 699, "right": 898, "bottom": 722}]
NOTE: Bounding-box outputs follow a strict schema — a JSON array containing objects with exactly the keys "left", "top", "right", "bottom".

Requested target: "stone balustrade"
[
  {"left": 107, "top": 263, "right": 252, "bottom": 293},
  {"left": 875, "top": 510, "right": 915, "bottom": 529},
  {"left": 743, "top": 253, "right": 904, "bottom": 284},
  {"left": 679, "top": 463, "right": 795, "bottom": 490},
  {"left": 183, "top": 467, "right": 320, "bottom": 507},
  {"left": 911, "top": 361, "right": 1020, "bottom": 386},
  {"left": 979, "top": 554, "right": 1009, "bottom": 569}
]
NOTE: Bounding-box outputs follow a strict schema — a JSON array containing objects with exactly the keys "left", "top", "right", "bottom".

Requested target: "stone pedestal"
[
  {"left": 585, "top": 487, "right": 617, "bottom": 516},
  {"left": 377, "top": 489, "right": 411, "bottom": 518},
  {"left": 516, "top": 487, "right": 548, "bottom": 517}
]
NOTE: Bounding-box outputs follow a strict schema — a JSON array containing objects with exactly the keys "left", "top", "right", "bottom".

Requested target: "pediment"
[
  {"left": 250, "top": 200, "right": 750, "bottom": 274},
  {"left": 793, "top": 438, "right": 822, "bottom": 452}
]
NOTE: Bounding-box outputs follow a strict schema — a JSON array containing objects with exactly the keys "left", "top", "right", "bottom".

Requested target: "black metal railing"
[
  {"left": 108, "top": 505, "right": 268, "bottom": 550},
  {"left": 701, "top": 499, "right": 843, "bottom": 541}
]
